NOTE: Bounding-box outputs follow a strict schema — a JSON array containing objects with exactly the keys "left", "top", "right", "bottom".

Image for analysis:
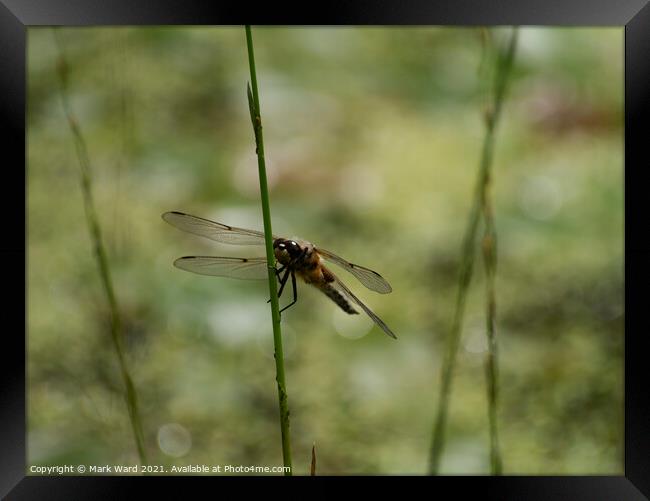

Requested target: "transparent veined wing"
[
  {"left": 162, "top": 211, "right": 269, "bottom": 245},
  {"left": 327, "top": 267, "right": 397, "bottom": 339},
  {"left": 173, "top": 256, "right": 270, "bottom": 279},
  {"left": 316, "top": 247, "right": 392, "bottom": 294}
]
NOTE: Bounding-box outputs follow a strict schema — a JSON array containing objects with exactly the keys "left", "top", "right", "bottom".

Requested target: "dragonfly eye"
[
  {"left": 287, "top": 241, "right": 302, "bottom": 257},
  {"left": 274, "top": 239, "right": 302, "bottom": 259}
]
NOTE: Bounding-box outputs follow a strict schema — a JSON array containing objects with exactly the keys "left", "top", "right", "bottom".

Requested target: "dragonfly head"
[{"left": 274, "top": 238, "right": 304, "bottom": 265}]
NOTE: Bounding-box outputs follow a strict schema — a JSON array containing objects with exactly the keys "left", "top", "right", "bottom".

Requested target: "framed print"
[{"left": 2, "top": 0, "right": 649, "bottom": 498}]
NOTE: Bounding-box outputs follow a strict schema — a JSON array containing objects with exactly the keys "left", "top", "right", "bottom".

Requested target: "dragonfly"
[{"left": 162, "top": 211, "right": 396, "bottom": 339}]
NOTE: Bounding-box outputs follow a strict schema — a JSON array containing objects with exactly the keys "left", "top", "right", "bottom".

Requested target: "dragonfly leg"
[
  {"left": 268, "top": 267, "right": 291, "bottom": 303},
  {"left": 277, "top": 267, "right": 292, "bottom": 298},
  {"left": 279, "top": 271, "right": 298, "bottom": 314}
]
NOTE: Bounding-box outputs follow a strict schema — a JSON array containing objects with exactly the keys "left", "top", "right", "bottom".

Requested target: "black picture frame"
[{"left": 2, "top": 1, "right": 649, "bottom": 498}]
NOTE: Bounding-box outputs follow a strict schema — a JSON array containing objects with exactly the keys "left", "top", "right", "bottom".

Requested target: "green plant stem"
[
  {"left": 53, "top": 31, "right": 148, "bottom": 466},
  {"left": 429, "top": 27, "right": 518, "bottom": 475},
  {"left": 245, "top": 25, "right": 292, "bottom": 475},
  {"left": 482, "top": 187, "right": 502, "bottom": 476}
]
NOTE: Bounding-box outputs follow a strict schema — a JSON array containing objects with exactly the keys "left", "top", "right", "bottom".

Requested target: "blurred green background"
[{"left": 27, "top": 27, "right": 623, "bottom": 475}]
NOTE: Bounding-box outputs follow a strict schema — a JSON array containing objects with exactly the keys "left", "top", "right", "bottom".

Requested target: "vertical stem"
[
  {"left": 53, "top": 30, "right": 148, "bottom": 465},
  {"left": 482, "top": 188, "right": 502, "bottom": 475},
  {"left": 481, "top": 26, "right": 518, "bottom": 476},
  {"left": 244, "top": 25, "right": 293, "bottom": 475},
  {"left": 429, "top": 27, "right": 518, "bottom": 475}
]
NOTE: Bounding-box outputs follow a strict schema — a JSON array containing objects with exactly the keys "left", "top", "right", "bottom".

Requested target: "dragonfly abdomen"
[{"left": 315, "top": 282, "right": 358, "bottom": 315}]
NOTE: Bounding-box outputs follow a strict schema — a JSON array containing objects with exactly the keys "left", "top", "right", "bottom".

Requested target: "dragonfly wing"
[
  {"left": 163, "top": 211, "right": 268, "bottom": 245},
  {"left": 316, "top": 247, "right": 392, "bottom": 294},
  {"left": 328, "top": 268, "right": 397, "bottom": 339},
  {"left": 173, "top": 256, "right": 270, "bottom": 279}
]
